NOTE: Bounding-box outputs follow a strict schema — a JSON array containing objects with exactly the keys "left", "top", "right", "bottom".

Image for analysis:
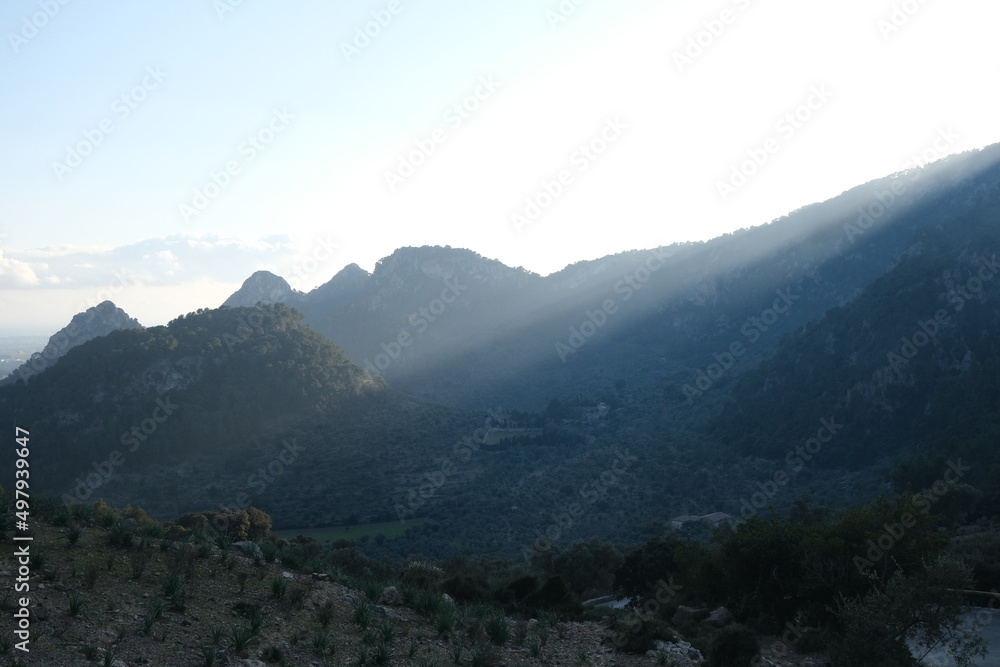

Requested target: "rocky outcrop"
[
  {"left": 223, "top": 270, "right": 302, "bottom": 308},
  {"left": 2, "top": 300, "right": 142, "bottom": 385},
  {"left": 646, "top": 639, "right": 704, "bottom": 665}
]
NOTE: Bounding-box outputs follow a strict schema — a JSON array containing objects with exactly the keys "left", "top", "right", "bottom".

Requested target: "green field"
[{"left": 273, "top": 518, "right": 428, "bottom": 544}]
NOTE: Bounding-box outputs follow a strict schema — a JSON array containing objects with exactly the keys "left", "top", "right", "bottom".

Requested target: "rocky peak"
[
  {"left": 223, "top": 270, "right": 300, "bottom": 308},
  {"left": 2, "top": 300, "right": 142, "bottom": 385},
  {"left": 308, "top": 263, "right": 371, "bottom": 302}
]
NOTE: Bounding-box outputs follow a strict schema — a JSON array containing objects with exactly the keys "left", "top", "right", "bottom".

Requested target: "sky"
[{"left": 1, "top": 0, "right": 999, "bottom": 335}]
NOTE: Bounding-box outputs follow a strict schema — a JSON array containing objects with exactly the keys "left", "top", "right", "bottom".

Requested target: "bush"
[
  {"left": 502, "top": 575, "right": 538, "bottom": 603},
  {"left": 607, "top": 612, "right": 676, "bottom": 655},
  {"left": 708, "top": 625, "right": 759, "bottom": 667},
  {"left": 441, "top": 574, "right": 490, "bottom": 603},
  {"left": 523, "top": 576, "right": 576, "bottom": 612},
  {"left": 401, "top": 560, "right": 444, "bottom": 590}
]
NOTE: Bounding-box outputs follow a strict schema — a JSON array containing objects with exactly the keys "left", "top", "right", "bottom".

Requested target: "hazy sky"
[{"left": 1, "top": 0, "right": 998, "bottom": 334}]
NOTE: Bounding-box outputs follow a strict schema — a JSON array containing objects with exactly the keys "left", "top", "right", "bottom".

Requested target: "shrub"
[
  {"left": 485, "top": 613, "right": 510, "bottom": 645},
  {"left": 316, "top": 600, "right": 335, "bottom": 627},
  {"left": 67, "top": 591, "right": 88, "bottom": 617},
  {"left": 441, "top": 573, "right": 489, "bottom": 603},
  {"left": 524, "top": 576, "right": 576, "bottom": 612},
  {"left": 130, "top": 548, "right": 151, "bottom": 580},
  {"left": 353, "top": 599, "right": 373, "bottom": 629},
  {"left": 271, "top": 576, "right": 287, "bottom": 598},
  {"left": 162, "top": 573, "right": 185, "bottom": 599},
  {"left": 402, "top": 560, "right": 444, "bottom": 590},
  {"left": 708, "top": 625, "right": 759, "bottom": 667},
  {"left": 63, "top": 524, "right": 83, "bottom": 546}
]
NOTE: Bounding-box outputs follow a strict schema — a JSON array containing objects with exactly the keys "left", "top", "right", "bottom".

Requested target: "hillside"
[
  {"left": 0, "top": 301, "right": 142, "bottom": 387},
  {"left": 229, "top": 145, "right": 1000, "bottom": 413},
  {"left": 0, "top": 304, "right": 470, "bottom": 528},
  {"left": 711, "top": 166, "right": 1000, "bottom": 505}
]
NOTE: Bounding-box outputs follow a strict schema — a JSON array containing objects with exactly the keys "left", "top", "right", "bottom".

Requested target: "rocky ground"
[{"left": 0, "top": 520, "right": 831, "bottom": 666}]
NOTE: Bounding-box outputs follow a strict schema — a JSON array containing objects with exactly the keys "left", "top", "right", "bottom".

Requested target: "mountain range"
[{"left": 3, "top": 143, "right": 1000, "bottom": 559}]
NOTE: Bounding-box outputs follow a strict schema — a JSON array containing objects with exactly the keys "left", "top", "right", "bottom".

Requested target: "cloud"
[
  {"left": 5, "top": 233, "right": 300, "bottom": 289},
  {"left": 0, "top": 250, "right": 41, "bottom": 287}
]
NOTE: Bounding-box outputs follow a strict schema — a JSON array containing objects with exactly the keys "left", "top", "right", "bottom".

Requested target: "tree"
[{"left": 833, "top": 555, "right": 987, "bottom": 667}]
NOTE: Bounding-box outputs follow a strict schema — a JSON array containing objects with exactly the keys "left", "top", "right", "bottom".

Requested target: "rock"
[
  {"left": 374, "top": 605, "right": 400, "bottom": 620},
  {"left": 281, "top": 571, "right": 295, "bottom": 580},
  {"left": 705, "top": 606, "right": 734, "bottom": 627},
  {"left": 442, "top": 593, "right": 455, "bottom": 605},
  {"left": 379, "top": 585, "right": 404, "bottom": 606},
  {"left": 648, "top": 637, "right": 704, "bottom": 665},
  {"left": 311, "top": 572, "right": 329, "bottom": 581},
  {"left": 672, "top": 605, "right": 709, "bottom": 626},
  {"left": 233, "top": 541, "right": 262, "bottom": 558},
  {"left": 342, "top": 593, "right": 359, "bottom": 605}
]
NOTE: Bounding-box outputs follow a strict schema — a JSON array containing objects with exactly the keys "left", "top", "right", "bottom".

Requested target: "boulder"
[
  {"left": 705, "top": 606, "right": 734, "bottom": 627},
  {"left": 672, "top": 605, "right": 709, "bottom": 626},
  {"left": 379, "top": 585, "right": 404, "bottom": 606},
  {"left": 233, "top": 541, "right": 262, "bottom": 558}
]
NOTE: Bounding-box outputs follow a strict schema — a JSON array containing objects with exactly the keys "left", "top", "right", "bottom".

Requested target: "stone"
[
  {"left": 705, "top": 606, "right": 734, "bottom": 627},
  {"left": 379, "top": 585, "right": 404, "bottom": 606},
  {"left": 374, "top": 605, "right": 400, "bottom": 620},
  {"left": 233, "top": 541, "right": 262, "bottom": 558}
]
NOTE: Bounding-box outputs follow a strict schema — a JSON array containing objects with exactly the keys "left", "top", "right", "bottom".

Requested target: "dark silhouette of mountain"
[
  {"left": 711, "top": 172, "right": 1000, "bottom": 485},
  {"left": 224, "top": 144, "right": 1000, "bottom": 412},
  {"left": 0, "top": 300, "right": 142, "bottom": 386}
]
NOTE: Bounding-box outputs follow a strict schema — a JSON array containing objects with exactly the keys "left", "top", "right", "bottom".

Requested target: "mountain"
[
  {"left": 8, "top": 143, "right": 1000, "bottom": 560},
  {"left": 223, "top": 270, "right": 303, "bottom": 307},
  {"left": 0, "top": 300, "right": 142, "bottom": 386},
  {"left": 225, "top": 144, "right": 1000, "bottom": 412},
  {"left": 0, "top": 303, "right": 470, "bottom": 527},
  {"left": 711, "top": 172, "right": 1000, "bottom": 493}
]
